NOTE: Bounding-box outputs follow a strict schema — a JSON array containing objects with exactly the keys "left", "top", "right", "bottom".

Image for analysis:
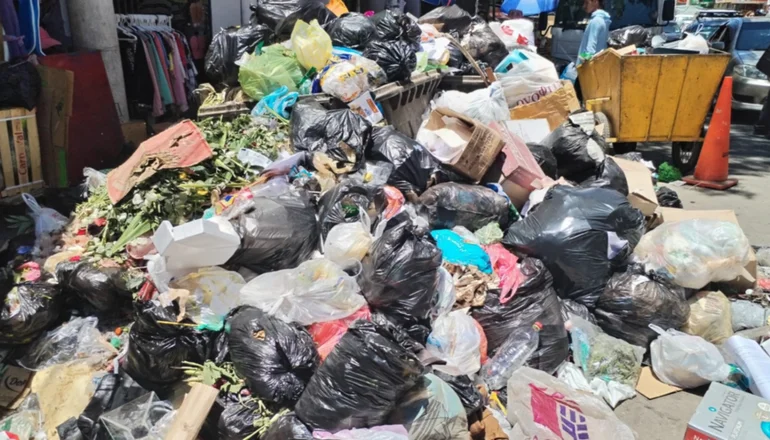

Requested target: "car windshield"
[
  {"left": 736, "top": 22, "right": 770, "bottom": 51},
  {"left": 685, "top": 22, "right": 723, "bottom": 39}
]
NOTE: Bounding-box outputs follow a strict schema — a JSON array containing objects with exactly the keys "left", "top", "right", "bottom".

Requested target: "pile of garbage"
[{"left": 3, "top": 6, "right": 770, "bottom": 440}]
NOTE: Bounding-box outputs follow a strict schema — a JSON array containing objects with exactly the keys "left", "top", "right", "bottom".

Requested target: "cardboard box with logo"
[
  {"left": 419, "top": 108, "right": 505, "bottom": 182},
  {"left": 509, "top": 81, "right": 581, "bottom": 131},
  {"left": 686, "top": 382, "right": 770, "bottom": 440}
]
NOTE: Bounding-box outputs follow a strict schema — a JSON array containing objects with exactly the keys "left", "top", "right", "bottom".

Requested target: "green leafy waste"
[
  {"left": 658, "top": 162, "right": 682, "bottom": 183},
  {"left": 75, "top": 115, "right": 291, "bottom": 259}
]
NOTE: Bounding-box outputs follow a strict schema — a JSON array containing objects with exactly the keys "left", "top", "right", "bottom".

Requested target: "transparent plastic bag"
[
  {"left": 97, "top": 392, "right": 174, "bottom": 440},
  {"left": 633, "top": 219, "right": 752, "bottom": 289},
  {"left": 426, "top": 310, "right": 482, "bottom": 376},
  {"left": 431, "top": 266, "right": 456, "bottom": 321},
  {"left": 649, "top": 324, "right": 731, "bottom": 389},
  {"left": 319, "top": 60, "right": 369, "bottom": 103},
  {"left": 290, "top": 19, "right": 332, "bottom": 70},
  {"left": 18, "top": 316, "right": 117, "bottom": 371},
  {"left": 238, "top": 46, "right": 304, "bottom": 100},
  {"left": 83, "top": 167, "right": 107, "bottom": 194},
  {"left": 0, "top": 394, "right": 45, "bottom": 440},
  {"left": 240, "top": 258, "right": 366, "bottom": 325},
  {"left": 324, "top": 216, "right": 373, "bottom": 270},
  {"left": 22, "top": 193, "right": 68, "bottom": 242},
  {"left": 169, "top": 267, "right": 246, "bottom": 330},
  {"left": 313, "top": 425, "right": 409, "bottom": 440},
  {"left": 432, "top": 82, "right": 510, "bottom": 124},
  {"left": 507, "top": 367, "right": 636, "bottom": 440},
  {"left": 569, "top": 315, "right": 644, "bottom": 387},
  {"left": 731, "top": 300, "right": 770, "bottom": 331},
  {"left": 682, "top": 291, "right": 734, "bottom": 344}
]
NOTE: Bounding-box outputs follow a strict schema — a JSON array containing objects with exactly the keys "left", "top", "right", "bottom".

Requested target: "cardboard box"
[
  {"left": 685, "top": 382, "right": 770, "bottom": 440},
  {"left": 0, "top": 364, "right": 32, "bottom": 410},
  {"left": 509, "top": 81, "right": 581, "bottom": 131},
  {"left": 423, "top": 108, "right": 505, "bottom": 182},
  {"left": 36, "top": 65, "right": 74, "bottom": 188},
  {"left": 483, "top": 123, "right": 550, "bottom": 209},
  {"left": 614, "top": 158, "right": 658, "bottom": 216},
  {"left": 0, "top": 108, "right": 45, "bottom": 198},
  {"left": 656, "top": 208, "right": 757, "bottom": 289}
]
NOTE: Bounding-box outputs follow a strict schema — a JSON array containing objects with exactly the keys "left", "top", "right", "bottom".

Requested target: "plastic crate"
[
  {"left": 437, "top": 75, "right": 488, "bottom": 94},
  {"left": 372, "top": 70, "right": 445, "bottom": 138}
]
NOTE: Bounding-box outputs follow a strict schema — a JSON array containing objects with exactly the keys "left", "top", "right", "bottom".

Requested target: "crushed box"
[
  {"left": 509, "top": 81, "right": 581, "bottom": 131},
  {"left": 685, "top": 382, "right": 770, "bottom": 440}
]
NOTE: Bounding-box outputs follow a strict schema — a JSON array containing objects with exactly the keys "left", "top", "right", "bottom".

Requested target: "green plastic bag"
[{"left": 239, "top": 45, "right": 304, "bottom": 100}]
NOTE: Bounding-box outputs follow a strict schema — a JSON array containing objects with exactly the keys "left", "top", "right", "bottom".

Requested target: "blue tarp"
[{"left": 501, "top": 0, "right": 558, "bottom": 16}]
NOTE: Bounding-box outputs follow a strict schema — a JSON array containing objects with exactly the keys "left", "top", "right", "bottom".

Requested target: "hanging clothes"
[
  {"left": 0, "top": 0, "right": 27, "bottom": 59},
  {"left": 116, "top": 15, "right": 198, "bottom": 119}
]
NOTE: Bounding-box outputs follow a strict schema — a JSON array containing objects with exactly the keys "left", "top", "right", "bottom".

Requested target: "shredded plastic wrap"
[{"left": 633, "top": 219, "right": 752, "bottom": 289}]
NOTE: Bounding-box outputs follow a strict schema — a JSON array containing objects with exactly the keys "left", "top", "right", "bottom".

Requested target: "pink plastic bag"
[
  {"left": 484, "top": 244, "right": 523, "bottom": 304},
  {"left": 308, "top": 305, "right": 371, "bottom": 361}
]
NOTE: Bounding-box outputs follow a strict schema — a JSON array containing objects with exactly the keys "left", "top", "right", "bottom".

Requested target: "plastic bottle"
[
  {"left": 724, "top": 335, "right": 770, "bottom": 399},
  {"left": 482, "top": 322, "right": 542, "bottom": 390}
]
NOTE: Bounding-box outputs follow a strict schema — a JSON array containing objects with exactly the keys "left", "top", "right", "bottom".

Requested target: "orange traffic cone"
[{"left": 682, "top": 77, "right": 738, "bottom": 190}]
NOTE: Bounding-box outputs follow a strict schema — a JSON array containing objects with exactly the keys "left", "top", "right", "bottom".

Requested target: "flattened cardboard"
[
  {"left": 509, "top": 81, "right": 580, "bottom": 131},
  {"left": 429, "top": 107, "right": 505, "bottom": 182},
  {"left": 106, "top": 120, "right": 212, "bottom": 204},
  {"left": 614, "top": 157, "right": 658, "bottom": 216},
  {"left": 656, "top": 208, "right": 757, "bottom": 289},
  {"left": 635, "top": 366, "right": 681, "bottom": 400},
  {"left": 0, "top": 365, "right": 32, "bottom": 409},
  {"left": 36, "top": 65, "right": 74, "bottom": 188}
]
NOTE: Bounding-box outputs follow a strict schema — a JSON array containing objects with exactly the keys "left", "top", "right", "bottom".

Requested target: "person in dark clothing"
[{"left": 754, "top": 46, "right": 770, "bottom": 135}]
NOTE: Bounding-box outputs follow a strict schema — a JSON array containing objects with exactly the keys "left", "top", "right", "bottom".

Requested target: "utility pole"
[{"left": 66, "top": 0, "right": 129, "bottom": 123}]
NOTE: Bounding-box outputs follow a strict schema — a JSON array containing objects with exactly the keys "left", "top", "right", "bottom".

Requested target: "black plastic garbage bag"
[
  {"left": 291, "top": 101, "right": 371, "bottom": 171},
  {"left": 460, "top": 18, "right": 508, "bottom": 70},
  {"left": 502, "top": 186, "right": 645, "bottom": 308},
  {"left": 201, "top": 393, "right": 275, "bottom": 440},
  {"left": 371, "top": 311, "right": 431, "bottom": 350},
  {"left": 527, "top": 143, "right": 558, "bottom": 179},
  {"left": 225, "top": 181, "right": 319, "bottom": 274},
  {"left": 471, "top": 258, "right": 569, "bottom": 374},
  {"left": 254, "top": 0, "right": 335, "bottom": 36},
  {"left": 608, "top": 25, "right": 652, "bottom": 49},
  {"left": 56, "top": 261, "right": 133, "bottom": 315},
  {"left": 326, "top": 13, "right": 378, "bottom": 50},
  {"left": 594, "top": 267, "right": 689, "bottom": 347},
  {"left": 432, "top": 370, "right": 485, "bottom": 415},
  {"left": 362, "top": 40, "right": 417, "bottom": 83},
  {"left": 262, "top": 412, "right": 313, "bottom": 440},
  {"left": 656, "top": 186, "right": 683, "bottom": 208},
  {"left": 560, "top": 298, "right": 596, "bottom": 324},
  {"left": 369, "top": 126, "right": 443, "bottom": 196},
  {"left": 295, "top": 320, "right": 425, "bottom": 431},
  {"left": 0, "top": 61, "right": 41, "bottom": 110},
  {"left": 124, "top": 301, "right": 216, "bottom": 392},
  {"left": 417, "top": 5, "right": 473, "bottom": 34},
  {"left": 541, "top": 122, "right": 607, "bottom": 182},
  {"left": 205, "top": 24, "right": 274, "bottom": 86},
  {"left": 580, "top": 157, "right": 628, "bottom": 195},
  {"left": 318, "top": 182, "right": 374, "bottom": 239},
  {"left": 419, "top": 183, "right": 510, "bottom": 231},
  {"left": 360, "top": 212, "right": 441, "bottom": 327},
  {"left": 447, "top": 43, "right": 465, "bottom": 69},
  {"left": 227, "top": 306, "right": 319, "bottom": 406},
  {"left": 77, "top": 372, "right": 148, "bottom": 440},
  {"left": 0, "top": 278, "right": 62, "bottom": 345},
  {"left": 370, "top": 10, "right": 421, "bottom": 50}
]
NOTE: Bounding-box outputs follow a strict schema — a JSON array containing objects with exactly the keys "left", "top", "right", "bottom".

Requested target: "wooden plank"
[
  {"left": 672, "top": 55, "right": 731, "bottom": 139},
  {"left": 648, "top": 56, "right": 689, "bottom": 141},
  {"left": 26, "top": 110, "right": 42, "bottom": 183},
  {"left": 10, "top": 109, "right": 30, "bottom": 185},
  {"left": 164, "top": 383, "right": 219, "bottom": 440},
  {"left": 618, "top": 56, "right": 662, "bottom": 140},
  {"left": 0, "top": 111, "right": 15, "bottom": 190}
]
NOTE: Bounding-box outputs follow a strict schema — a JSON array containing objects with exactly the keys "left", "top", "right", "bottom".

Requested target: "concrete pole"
[{"left": 66, "top": 0, "right": 129, "bottom": 123}]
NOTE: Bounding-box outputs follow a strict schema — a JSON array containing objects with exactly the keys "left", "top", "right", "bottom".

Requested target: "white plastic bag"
[
  {"left": 240, "top": 258, "right": 366, "bottom": 326},
  {"left": 431, "top": 266, "right": 457, "bottom": 321},
  {"left": 679, "top": 33, "right": 709, "bottom": 54},
  {"left": 170, "top": 266, "right": 245, "bottom": 329},
  {"left": 426, "top": 309, "right": 482, "bottom": 376},
  {"left": 432, "top": 81, "right": 510, "bottom": 124},
  {"left": 489, "top": 19, "right": 536, "bottom": 50},
  {"left": 633, "top": 219, "right": 752, "bottom": 289},
  {"left": 649, "top": 324, "right": 731, "bottom": 389},
  {"left": 507, "top": 367, "right": 636, "bottom": 440},
  {"left": 556, "top": 362, "right": 636, "bottom": 409},
  {"left": 498, "top": 72, "right": 562, "bottom": 108},
  {"left": 83, "top": 167, "right": 107, "bottom": 194},
  {"left": 497, "top": 50, "right": 558, "bottom": 80},
  {"left": 22, "top": 193, "right": 68, "bottom": 240},
  {"left": 313, "top": 425, "right": 409, "bottom": 440},
  {"left": 324, "top": 216, "right": 373, "bottom": 270}
]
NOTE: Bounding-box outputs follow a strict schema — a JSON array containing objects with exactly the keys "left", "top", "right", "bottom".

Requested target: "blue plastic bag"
[
  {"left": 252, "top": 86, "right": 299, "bottom": 120},
  {"left": 430, "top": 230, "right": 492, "bottom": 273}
]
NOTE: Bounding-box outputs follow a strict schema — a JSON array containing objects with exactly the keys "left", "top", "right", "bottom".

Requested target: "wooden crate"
[{"left": 0, "top": 108, "right": 45, "bottom": 198}]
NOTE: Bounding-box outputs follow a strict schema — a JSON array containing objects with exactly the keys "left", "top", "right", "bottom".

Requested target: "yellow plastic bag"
[
  {"left": 682, "top": 291, "right": 734, "bottom": 345},
  {"left": 326, "top": 0, "right": 349, "bottom": 16},
  {"left": 291, "top": 19, "right": 333, "bottom": 71}
]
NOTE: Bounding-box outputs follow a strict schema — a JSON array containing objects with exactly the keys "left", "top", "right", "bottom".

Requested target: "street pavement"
[{"left": 614, "top": 113, "right": 768, "bottom": 438}]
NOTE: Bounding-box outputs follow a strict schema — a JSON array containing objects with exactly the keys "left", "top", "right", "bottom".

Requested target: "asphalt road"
[{"left": 614, "top": 111, "right": 768, "bottom": 438}]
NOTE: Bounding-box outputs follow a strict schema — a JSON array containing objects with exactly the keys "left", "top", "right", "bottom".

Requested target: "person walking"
[{"left": 577, "top": 0, "right": 611, "bottom": 64}]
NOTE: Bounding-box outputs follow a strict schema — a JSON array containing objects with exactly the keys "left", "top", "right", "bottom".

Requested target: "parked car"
[{"left": 709, "top": 17, "right": 770, "bottom": 111}]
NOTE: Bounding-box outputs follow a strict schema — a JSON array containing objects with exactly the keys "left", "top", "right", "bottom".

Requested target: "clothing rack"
[{"left": 116, "top": 14, "right": 173, "bottom": 28}]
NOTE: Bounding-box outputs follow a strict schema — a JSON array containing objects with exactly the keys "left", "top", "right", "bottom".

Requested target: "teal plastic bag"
[
  {"left": 430, "top": 229, "right": 492, "bottom": 273},
  {"left": 239, "top": 45, "right": 304, "bottom": 100}
]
